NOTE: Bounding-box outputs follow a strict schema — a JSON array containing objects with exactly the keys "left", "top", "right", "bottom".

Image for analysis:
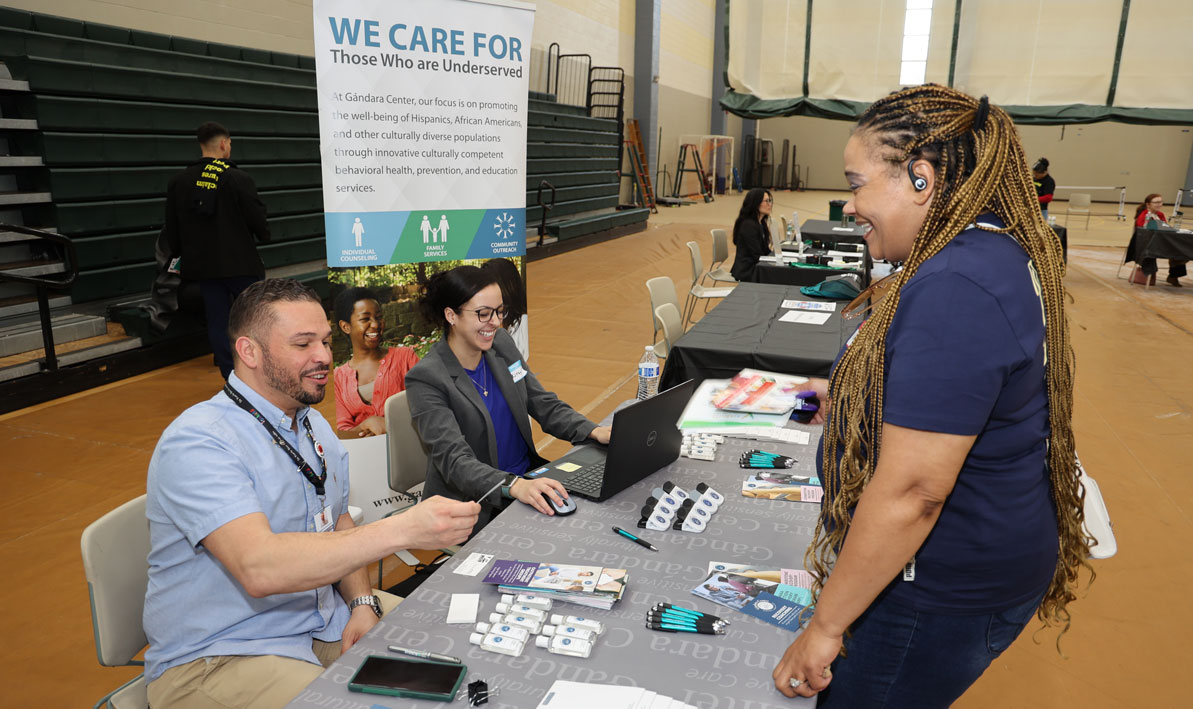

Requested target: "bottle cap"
[
  {"left": 645, "top": 345, "right": 654, "bottom": 352},
  {"left": 541, "top": 625, "right": 557, "bottom": 636},
  {"left": 535, "top": 635, "right": 550, "bottom": 648},
  {"left": 500, "top": 594, "right": 514, "bottom": 604},
  {"left": 495, "top": 602, "right": 511, "bottom": 613},
  {"left": 489, "top": 612, "right": 504, "bottom": 624},
  {"left": 469, "top": 632, "right": 485, "bottom": 645},
  {"left": 549, "top": 614, "right": 565, "bottom": 625},
  {"left": 475, "top": 622, "right": 491, "bottom": 633}
]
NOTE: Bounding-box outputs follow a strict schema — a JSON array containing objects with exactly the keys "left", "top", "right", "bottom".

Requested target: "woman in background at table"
[
  {"left": 730, "top": 187, "right": 774, "bottom": 282},
  {"left": 405, "top": 266, "right": 611, "bottom": 535},
  {"left": 772, "top": 86, "right": 1091, "bottom": 707},
  {"left": 1135, "top": 193, "right": 1185, "bottom": 287},
  {"left": 1033, "top": 157, "right": 1054, "bottom": 220},
  {"left": 332, "top": 286, "right": 420, "bottom": 437},
  {"left": 481, "top": 257, "right": 530, "bottom": 360}
]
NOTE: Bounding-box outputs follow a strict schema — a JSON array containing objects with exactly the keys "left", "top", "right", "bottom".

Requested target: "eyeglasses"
[
  {"left": 458, "top": 305, "right": 507, "bottom": 323},
  {"left": 1148, "top": 200, "right": 1163, "bottom": 205},
  {"left": 841, "top": 270, "right": 901, "bottom": 320}
]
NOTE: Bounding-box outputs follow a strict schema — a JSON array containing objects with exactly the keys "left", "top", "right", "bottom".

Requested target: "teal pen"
[
  {"left": 612, "top": 526, "right": 659, "bottom": 551},
  {"left": 649, "top": 613, "right": 723, "bottom": 629},
  {"left": 655, "top": 603, "right": 715, "bottom": 619}
]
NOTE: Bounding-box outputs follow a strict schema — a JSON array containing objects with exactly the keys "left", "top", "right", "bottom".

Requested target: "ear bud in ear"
[{"left": 908, "top": 161, "right": 927, "bottom": 191}]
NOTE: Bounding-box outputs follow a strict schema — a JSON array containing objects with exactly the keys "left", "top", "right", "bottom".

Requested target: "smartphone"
[{"left": 347, "top": 654, "right": 467, "bottom": 701}]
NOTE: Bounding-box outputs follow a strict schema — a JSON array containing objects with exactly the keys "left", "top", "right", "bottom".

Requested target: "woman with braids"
[{"left": 773, "top": 85, "right": 1090, "bottom": 706}]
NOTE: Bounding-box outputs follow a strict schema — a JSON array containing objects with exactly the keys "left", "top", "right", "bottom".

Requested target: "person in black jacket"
[
  {"left": 163, "top": 122, "right": 271, "bottom": 378},
  {"left": 730, "top": 188, "right": 774, "bottom": 282},
  {"left": 1032, "top": 158, "right": 1055, "bottom": 220}
]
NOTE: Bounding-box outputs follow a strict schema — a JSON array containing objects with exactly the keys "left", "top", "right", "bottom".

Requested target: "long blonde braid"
[{"left": 806, "top": 84, "right": 1091, "bottom": 643}]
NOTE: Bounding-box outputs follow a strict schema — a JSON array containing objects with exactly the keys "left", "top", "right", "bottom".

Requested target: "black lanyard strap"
[{"left": 223, "top": 384, "right": 327, "bottom": 496}]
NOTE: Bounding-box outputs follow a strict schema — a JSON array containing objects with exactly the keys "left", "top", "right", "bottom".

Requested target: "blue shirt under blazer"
[
  {"left": 405, "top": 328, "right": 596, "bottom": 525},
  {"left": 143, "top": 372, "right": 351, "bottom": 682}
]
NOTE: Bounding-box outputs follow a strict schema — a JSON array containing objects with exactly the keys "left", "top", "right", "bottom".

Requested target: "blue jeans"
[{"left": 817, "top": 587, "right": 1046, "bottom": 708}]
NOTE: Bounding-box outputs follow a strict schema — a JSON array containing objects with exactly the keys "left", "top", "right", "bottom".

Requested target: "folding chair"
[
  {"left": 706, "top": 229, "right": 737, "bottom": 285},
  {"left": 654, "top": 303, "right": 684, "bottom": 358},
  {"left": 646, "top": 276, "right": 682, "bottom": 355},
  {"left": 81, "top": 495, "right": 150, "bottom": 709},
  {"left": 1065, "top": 193, "right": 1092, "bottom": 229},
  {"left": 683, "top": 241, "right": 734, "bottom": 327}
]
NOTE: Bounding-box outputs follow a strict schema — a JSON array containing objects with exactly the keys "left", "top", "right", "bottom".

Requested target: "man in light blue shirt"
[{"left": 145, "top": 279, "right": 480, "bottom": 708}]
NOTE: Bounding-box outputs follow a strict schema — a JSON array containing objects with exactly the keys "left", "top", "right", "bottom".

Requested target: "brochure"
[
  {"left": 678, "top": 379, "right": 791, "bottom": 429},
  {"left": 710, "top": 369, "right": 810, "bottom": 415},
  {"left": 690, "top": 570, "right": 777, "bottom": 611},
  {"left": 740, "top": 591, "right": 807, "bottom": 631},
  {"left": 741, "top": 472, "right": 823, "bottom": 502},
  {"left": 483, "top": 560, "right": 627, "bottom": 610}
]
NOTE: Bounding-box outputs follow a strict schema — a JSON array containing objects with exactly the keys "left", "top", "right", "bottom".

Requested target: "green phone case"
[{"left": 347, "top": 654, "right": 467, "bottom": 702}]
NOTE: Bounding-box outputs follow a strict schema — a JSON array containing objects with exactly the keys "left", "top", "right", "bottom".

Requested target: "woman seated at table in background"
[
  {"left": 481, "top": 257, "right": 529, "bottom": 361},
  {"left": 405, "top": 266, "right": 611, "bottom": 534},
  {"left": 772, "top": 86, "right": 1091, "bottom": 707},
  {"left": 1033, "top": 157, "right": 1054, "bottom": 220},
  {"left": 1135, "top": 193, "right": 1185, "bottom": 287},
  {"left": 333, "top": 286, "right": 420, "bottom": 437},
  {"left": 730, "top": 187, "right": 774, "bottom": 282}
]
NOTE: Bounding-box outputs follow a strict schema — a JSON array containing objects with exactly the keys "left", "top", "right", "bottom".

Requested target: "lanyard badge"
[{"left": 223, "top": 384, "right": 327, "bottom": 496}]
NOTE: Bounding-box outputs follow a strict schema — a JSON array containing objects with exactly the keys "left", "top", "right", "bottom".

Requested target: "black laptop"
[{"left": 523, "top": 379, "right": 695, "bottom": 502}]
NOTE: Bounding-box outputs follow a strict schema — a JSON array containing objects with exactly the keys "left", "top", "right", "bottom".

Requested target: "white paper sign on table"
[{"left": 778, "top": 310, "right": 833, "bottom": 325}]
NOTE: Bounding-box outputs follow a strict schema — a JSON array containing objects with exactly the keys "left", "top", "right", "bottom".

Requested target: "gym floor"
[{"left": 3, "top": 190, "right": 1186, "bottom": 707}]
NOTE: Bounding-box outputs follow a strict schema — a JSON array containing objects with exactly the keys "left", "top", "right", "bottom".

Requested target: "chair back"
[
  {"left": 654, "top": 303, "right": 683, "bottom": 357},
  {"left": 384, "top": 390, "right": 430, "bottom": 495},
  {"left": 686, "top": 241, "right": 704, "bottom": 286},
  {"left": 779, "top": 216, "right": 789, "bottom": 239},
  {"left": 81, "top": 495, "right": 149, "bottom": 667},
  {"left": 647, "top": 276, "right": 680, "bottom": 318},
  {"left": 1071, "top": 193, "right": 1092, "bottom": 209},
  {"left": 710, "top": 228, "right": 729, "bottom": 266}
]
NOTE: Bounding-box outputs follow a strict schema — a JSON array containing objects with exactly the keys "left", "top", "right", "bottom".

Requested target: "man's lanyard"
[{"left": 223, "top": 384, "right": 327, "bottom": 496}]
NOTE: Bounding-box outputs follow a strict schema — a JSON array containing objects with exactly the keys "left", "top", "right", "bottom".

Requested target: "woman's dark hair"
[
  {"left": 733, "top": 188, "right": 772, "bottom": 247},
  {"left": 480, "top": 258, "right": 526, "bottom": 330},
  {"left": 418, "top": 265, "right": 498, "bottom": 330},
  {"left": 1033, "top": 157, "right": 1049, "bottom": 173},
  {"left": 1135, "top": 193, "right": 1163, "bottom": 219},
  {"left": 333, "top": 286, "right": 380, "bottom": 326}
]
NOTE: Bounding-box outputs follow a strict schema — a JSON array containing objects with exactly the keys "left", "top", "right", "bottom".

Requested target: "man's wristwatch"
[
  {"left": 349, "top": 594, "right": 383, "bottom": 619},
  {"left": 500, "top": 474, "right": 519, "bottom": 499}
]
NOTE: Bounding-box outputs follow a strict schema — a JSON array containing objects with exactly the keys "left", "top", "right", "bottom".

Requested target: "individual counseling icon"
[{"left": 351, "top": 217, "right": 365, "bottom": 247}]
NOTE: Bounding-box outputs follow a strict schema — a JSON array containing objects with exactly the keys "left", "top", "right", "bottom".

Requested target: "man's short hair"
[
  {"left": 228, "top": 279, "right": 322, "bottom": 346},
  {"left": 197, "top": 121, "right": 230, "bottom": 145}
]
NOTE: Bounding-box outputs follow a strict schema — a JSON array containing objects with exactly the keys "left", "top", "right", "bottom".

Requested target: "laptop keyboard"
[{"left": 565, "top": 462, "right": 606, "bottom": 497}]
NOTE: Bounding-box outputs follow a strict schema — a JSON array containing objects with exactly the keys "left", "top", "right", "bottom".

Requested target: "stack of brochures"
[
  {"left": 536, "top": 680, "right": 696, "bottom": 709},
  {"left": 711, "top": 369, "right": 809, "bottom": 414},
  {"left": 483, "top": 560, "right": 627, "bottom": 610}
]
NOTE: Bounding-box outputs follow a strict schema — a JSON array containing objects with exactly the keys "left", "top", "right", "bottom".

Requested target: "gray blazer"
[{"left": 404, "top": 328, "right": 597, "bottom": 518}]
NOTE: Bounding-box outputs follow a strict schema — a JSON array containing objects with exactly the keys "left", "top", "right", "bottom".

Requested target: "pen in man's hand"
[{"left": 612, "top": 526, "right": 658, "bottom": 551}]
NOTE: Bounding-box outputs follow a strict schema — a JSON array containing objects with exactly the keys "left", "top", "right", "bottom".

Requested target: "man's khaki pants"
[{"left": 147, "top": 590, "right": 400, "bottom": 708}]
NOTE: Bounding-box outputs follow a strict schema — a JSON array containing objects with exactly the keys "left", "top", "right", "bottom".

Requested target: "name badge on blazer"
[{"left": 508, "top": 360, "right": 528, "bottom": 382}]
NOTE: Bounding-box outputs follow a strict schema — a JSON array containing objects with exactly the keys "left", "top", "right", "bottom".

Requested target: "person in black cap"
[{"left": 162, "top": 122, "right": 271, "bottom": 379}]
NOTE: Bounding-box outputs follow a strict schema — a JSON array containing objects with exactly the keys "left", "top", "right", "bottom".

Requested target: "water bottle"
[{"left": 637, "top": 346, "right": 660, "bottom": 400}]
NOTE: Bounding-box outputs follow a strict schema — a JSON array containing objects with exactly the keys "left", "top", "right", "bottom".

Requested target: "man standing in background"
[{"left": 163, "top": 122, "right": 271, "bottom": 379}]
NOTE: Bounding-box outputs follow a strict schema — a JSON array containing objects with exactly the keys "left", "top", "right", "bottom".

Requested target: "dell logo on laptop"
[{"left": 646, "top": 430, "right": 657, "bottom": 446}]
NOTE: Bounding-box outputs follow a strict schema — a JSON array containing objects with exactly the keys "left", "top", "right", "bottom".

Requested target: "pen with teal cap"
[{"left": 612, "top": 526, "right": 658, "bottom": 551}]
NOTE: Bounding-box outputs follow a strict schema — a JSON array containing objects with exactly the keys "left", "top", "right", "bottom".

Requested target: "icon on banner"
[
  {"left": 420, "top": 215, "right": 433, "bottom": 243},
  {"left": 493, "top": 212, "right": 517, "bottom": 239},
  {"left": 436, "top": 214, "right": 450, "bottom": 243},
  {"left": 351, "top": 217, "right": 365, "bottom": 247}
]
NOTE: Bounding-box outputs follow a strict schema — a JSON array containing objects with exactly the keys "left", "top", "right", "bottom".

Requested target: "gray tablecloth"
[
  {"left": 287, "top": 424, "right": 824, "bottom": 708},
  {"left": 660, "top": 283, "right": 849, "bottom": 391}
]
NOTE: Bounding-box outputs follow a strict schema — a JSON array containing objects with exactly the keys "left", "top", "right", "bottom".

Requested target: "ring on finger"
[{"left": 789, "top": 678, "right": 803, "bottom": 689}]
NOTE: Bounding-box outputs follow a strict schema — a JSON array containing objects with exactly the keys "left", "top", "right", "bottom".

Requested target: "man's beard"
[{"left": 261, "top": 346, "right": 328, "bottom": 406}]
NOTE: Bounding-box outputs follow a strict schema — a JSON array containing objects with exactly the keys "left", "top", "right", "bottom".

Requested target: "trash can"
[{"left": 828, "top": 199, "right": 847, "bottom": 222}]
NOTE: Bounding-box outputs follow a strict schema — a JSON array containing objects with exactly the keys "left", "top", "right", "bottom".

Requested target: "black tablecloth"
[
  {"left": 754, "top": 261, "right": 856, "bottom": 286},
  {"left": 1125, "top": 227, "right": 1193, "bottom": 275},
  {"left": 660, "top": 282, "right": 849, "bottom": 390},
  {"left": 796, "top": 218, "right": 868, "bottom": 245}
]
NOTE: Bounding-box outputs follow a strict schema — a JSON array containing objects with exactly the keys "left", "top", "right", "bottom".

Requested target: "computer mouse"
[{"left": 543, "top": 492, "right": 577, "bottom": 516}]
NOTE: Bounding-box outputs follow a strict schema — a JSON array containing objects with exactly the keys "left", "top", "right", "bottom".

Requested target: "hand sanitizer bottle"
[
  {"left": 540, "top": 623, "right": 596, "bottom": 643},
  {"left": 490, "top": 611, "right": 543, "bottom": 633},
  {"left": 548, "top": 614, "right": 604, "bottom": 635},
  {"left": 470, "top": 631, "right": 524, "bottom": 657},
  {"left": 535, "top": 634, "right": 593, "bottom": 658},
  {"left": 502, "top": 593, "right": 553, "bottom": 611},
  {"left": 475, "top": 621, "right": 530, "bottom": 644},
  {"left": 495, "top": 602, "right": 546, "bottom": 619}
]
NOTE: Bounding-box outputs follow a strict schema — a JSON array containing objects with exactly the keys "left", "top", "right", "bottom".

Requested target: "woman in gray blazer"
[{"left": 405, "top": 266, "right": 611, "bottom": 532}]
